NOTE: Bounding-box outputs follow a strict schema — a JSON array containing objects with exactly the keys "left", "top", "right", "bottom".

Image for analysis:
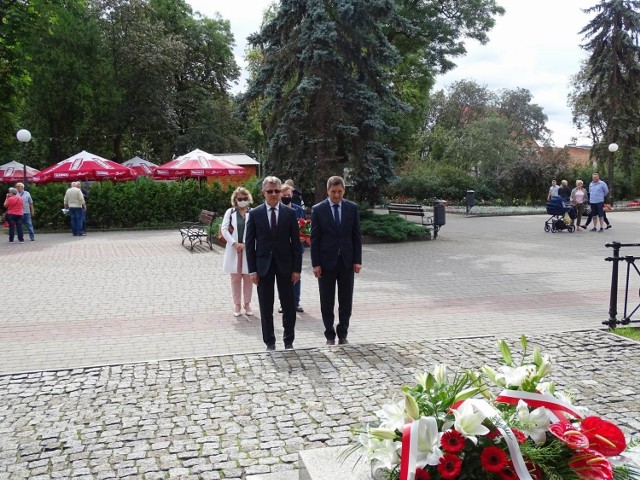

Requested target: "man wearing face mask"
[{"left": 278, "top": 184, "right": 306, "bottom": 313}]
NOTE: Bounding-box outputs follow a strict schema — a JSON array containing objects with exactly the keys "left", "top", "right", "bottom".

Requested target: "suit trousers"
[
  {"left": 257, "top": 260, "right": 296, "bottom": 347},
  {"left": 318, "top": 258, "right": 354, "bottom": 340}
]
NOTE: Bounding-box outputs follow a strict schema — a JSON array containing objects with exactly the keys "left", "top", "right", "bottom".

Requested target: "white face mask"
[{"left": 236, "top": 200, "right": 249, "bottom": 208}]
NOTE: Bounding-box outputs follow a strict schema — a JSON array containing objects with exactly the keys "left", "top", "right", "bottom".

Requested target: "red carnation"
[
  {"left": 415, "top": 468, "right": 431, "bottom": 480},
  {"left": 480, "top": 446, "right": 508, "bottom": 473},
  {"left": 441, "top": 429, "right": 466, "bottom": 453},
  {"left": 437, "top": 453, "right": 462, "bottom": 479}
]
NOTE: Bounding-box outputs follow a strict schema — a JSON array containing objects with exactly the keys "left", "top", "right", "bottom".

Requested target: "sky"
[{"left": 186, "top": 0, "right": 596, "bottom": 147}]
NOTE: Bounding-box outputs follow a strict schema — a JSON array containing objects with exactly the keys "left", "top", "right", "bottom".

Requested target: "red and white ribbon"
[
  {"left": 495, "top": 390, "right": 584, "bottom": 423},
  {"left": 399, "top": 420, "right": 420, "bottom": 480}
]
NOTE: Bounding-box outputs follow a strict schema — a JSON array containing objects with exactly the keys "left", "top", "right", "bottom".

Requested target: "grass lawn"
[{"left": 613, "top": 327, "right": 640, "bottom": 342}]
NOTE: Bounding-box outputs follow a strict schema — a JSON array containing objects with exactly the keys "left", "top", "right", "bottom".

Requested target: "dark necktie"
[
  {"left": 270, "top": 207, "right": 277, "bottom": 233},
  {"left": 333, "top": 203, "right": 341, "bottom": 227}
]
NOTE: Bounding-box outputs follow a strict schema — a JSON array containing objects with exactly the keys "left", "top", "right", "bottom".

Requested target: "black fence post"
[{"left": 604, "top": 241, "right": 621, "bottom": 328}]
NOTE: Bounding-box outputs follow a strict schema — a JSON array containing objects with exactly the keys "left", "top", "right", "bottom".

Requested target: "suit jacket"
[
  {"left": 310, "top": 199, "right": 362, "bottom": 271},
  {"left": 246, "top": 203, "right": 302, "bottom": 277}
]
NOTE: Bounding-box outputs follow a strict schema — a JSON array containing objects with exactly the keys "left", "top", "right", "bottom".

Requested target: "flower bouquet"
[
  {"left": 299, "top": 218, "right": 311, "bottom": 246},
  {"left": 353, "top": 336, "right": 639, "bottom": 480}
]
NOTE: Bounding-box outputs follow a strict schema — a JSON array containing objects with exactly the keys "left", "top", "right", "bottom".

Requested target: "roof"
[{"left": 211, "top": 153, "right": 260, "bottom": 166}]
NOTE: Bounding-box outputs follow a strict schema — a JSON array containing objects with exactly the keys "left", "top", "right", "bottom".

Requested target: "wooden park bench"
[
  {"left": 387, "top": 201, "right": 446, "bottom": 239},
  {"left": 179, "top": 210, "right": 216, "bottom": 251}
]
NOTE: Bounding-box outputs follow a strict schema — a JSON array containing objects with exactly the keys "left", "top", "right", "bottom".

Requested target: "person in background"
[
  {"left": 547, "top": 179, "right": 560, "bottom": 200},
  {"left": 64, "top": 181, "right": 86, "bottom": 236},
  {"left": 310, "top": 176, "right": 362, "bottom": 346},
  {"left": 278, "top": 184, "right": 306, "bottom": 313},
  {"left": 221, "top": 187, "right": 254, "bottom": 317},
  {"left": 284, "top": 179, "right": 304, "bottom": 208},
  {"left": 557, "top": 180, "right": 571, "bottom": 201},
  {"left": 588, "top": 172, "right": 609, "bottom": 232},
  {"left": 569, "top": 180, "right": 588, "bottom": 231},
  {"left": 80, "top": 182, "right": 89, "bottom": 234},
  {"left": 4, "top": 187, "right": 24, "bottom": 243},
  {"left": 246, "top": 176, "right": 302, "bottom": 351},
  {"left": 582, "top": 209, "right": 611, "bottom": 230},
  {"left": 15, "top": 183, "right": 35, "bottom": 241}
]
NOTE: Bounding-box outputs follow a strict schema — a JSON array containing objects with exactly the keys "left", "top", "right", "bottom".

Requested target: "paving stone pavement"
[
  {"left": 1, "top": 211, "right": 640, "bottom": 478},
  {"left": 0, "top": 332, "right": 639, "bottom": 479}
]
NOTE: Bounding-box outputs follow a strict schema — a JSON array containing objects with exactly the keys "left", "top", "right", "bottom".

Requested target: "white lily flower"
[
  {"left": 404, "top": 392, "right": 420, "bottom": 420},
  {"left": 451, "top": 401, "right": 489, "bottom": 444},
  {"left": 554, "top": 391, "right": 591, "bottom": 417},
  {"left": 370, "top": 439, "right": 401, "bottom": 471},
  {"left": 536, "top": 381, "right": 555, "bottom": 396},
  {"left": 433, "top": 364, "right": 447, "bottom": 385},
  {"left": 495, "top": 364, "right": 536, "bottom": 388},
  {"left": 515, "top": 400, "right": 551, "bottom": 444},
  {"left": 414, "top": 417, "right": 443, "bottom": 468},
  {"left": 537, "top": 355, "right": 553, "bottom": 378},
  {"left": 376, "top": 399, "right": 408, "bottom": 431}
]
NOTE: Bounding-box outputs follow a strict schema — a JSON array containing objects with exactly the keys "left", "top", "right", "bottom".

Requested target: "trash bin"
[
  {"left": 466, "top": 190, "right": 475, "bottom": 213},
  {"left": 433, "top": 198, "right": 446, "bottom": 226}
]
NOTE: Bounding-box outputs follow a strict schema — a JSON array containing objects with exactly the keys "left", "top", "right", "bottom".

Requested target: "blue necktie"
[{"left": 333, "top": 203, "right": 341, "bottom": 227}]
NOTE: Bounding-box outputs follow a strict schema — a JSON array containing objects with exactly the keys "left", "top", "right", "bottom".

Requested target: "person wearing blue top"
[{"left": 588, "top": 172, "right": 609, "bottom": 232}]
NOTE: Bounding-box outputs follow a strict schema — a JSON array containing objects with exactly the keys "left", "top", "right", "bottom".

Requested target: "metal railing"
[{"left": 604, "top": 241, "right": 640, "bottom": 328}]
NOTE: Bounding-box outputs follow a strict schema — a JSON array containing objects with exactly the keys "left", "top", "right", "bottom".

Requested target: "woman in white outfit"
[{"left": 221, "top": 187, "right": 254, "bottom": 316}]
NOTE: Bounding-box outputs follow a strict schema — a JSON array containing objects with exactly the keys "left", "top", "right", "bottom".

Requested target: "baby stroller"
[{"left": 544, "top": 196, "right": 576, "bottom": 233}]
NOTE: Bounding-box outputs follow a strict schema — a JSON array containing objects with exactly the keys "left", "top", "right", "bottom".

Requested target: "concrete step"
[
  {"left": 298, "top": 446, "right": 370, "bottom": 480},
  {"left": 246, "top": 471, "right": 298, "bottom": 480}
]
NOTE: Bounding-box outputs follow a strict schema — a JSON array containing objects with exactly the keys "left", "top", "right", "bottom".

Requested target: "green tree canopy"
[{"left": 574, "top": 0, "right": 640, "bottom": 198}]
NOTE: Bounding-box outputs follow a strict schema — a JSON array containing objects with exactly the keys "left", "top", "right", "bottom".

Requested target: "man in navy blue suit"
[
  {"left": 310, "top": 176, "right": 362, "bottom": 345},
  {"left": 246, "top": 176, "right": 302, "bottom": 351}
]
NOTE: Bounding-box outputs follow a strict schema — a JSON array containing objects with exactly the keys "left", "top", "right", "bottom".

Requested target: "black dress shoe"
[
  {"left": 284, "top": 344, "right": 294, "bottom": 350},
  {"left": 278, "top": 307, "right": 283, "bottom": 313},
  {"left": 606, "top": 225, "right": 612, "bottom": 229},
  {"left": 325, "top": 339, "right": 336, "bottom": 346},
  {"left": 295, "top": 305, "right": 304, "bottom": 313},
  {"left": 338, "top": 338, "right": 349, "bottom": 345},
  {"left": 266, "top": 345, "right": 276, "bottom": 351}
]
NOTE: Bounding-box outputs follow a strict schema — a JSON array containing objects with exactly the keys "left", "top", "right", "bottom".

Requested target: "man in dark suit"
[
  {"left": 310, "top": 175, "right": 362, "bottom": 345},
  {"left": 246, "top": 176, "right": 302, "bottom": 351}
]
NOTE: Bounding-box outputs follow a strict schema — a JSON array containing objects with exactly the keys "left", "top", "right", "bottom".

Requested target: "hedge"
[{"left": 1, "top": 178, "right": 261, "bottom": 231}]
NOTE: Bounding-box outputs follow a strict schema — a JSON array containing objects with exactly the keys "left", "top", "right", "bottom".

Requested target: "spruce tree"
[
  {"left": 579, "top": 0, "right": 640, "bottom": 200},
  {"left": 244, "top": 0, "right": 404, "bottom": 204}
]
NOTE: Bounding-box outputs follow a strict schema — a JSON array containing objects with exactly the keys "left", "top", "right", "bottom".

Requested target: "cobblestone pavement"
[
  {"left": 2, "top": 211, "right": 639, "bottom": 374},
  {"left": 1, "top": 211, "right": 640, "bottom": 478},
  {"left": 0, "top": 331, "right": 639, "bottom": 479}
]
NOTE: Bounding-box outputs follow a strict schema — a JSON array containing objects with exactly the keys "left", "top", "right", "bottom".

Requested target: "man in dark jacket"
[
  {"left": 246, "top": 176, "right": 302, "bottom": 351},
  {"left": 310, "top": 175, "right": 362, "bottom": 346}
]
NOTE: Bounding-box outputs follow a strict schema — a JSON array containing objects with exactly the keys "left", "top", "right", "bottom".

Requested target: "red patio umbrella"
[
  {"left": 32, "top": 151, "right": 138, "bottom": 183},
  {"left": 122, "top": 156, "right": 158, "bottom": 176},
  {"left": 0, "top": 161, "right": 40, "bottom": 182},
  {"left": 154, "top": 149, "right": 245, "bottom": 179}
]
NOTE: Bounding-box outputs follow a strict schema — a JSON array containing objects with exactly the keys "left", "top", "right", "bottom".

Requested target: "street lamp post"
[
  {"left": 16, "top": 129, "right": 32, "bottom": 188},
  {"left": 607, "top": 143, "right": 618, "bottom": 207}
]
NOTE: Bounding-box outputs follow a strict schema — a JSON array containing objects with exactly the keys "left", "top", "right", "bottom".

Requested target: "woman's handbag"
[{"left": 218, "top": 209, "right": 234, "bottom": 245}]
